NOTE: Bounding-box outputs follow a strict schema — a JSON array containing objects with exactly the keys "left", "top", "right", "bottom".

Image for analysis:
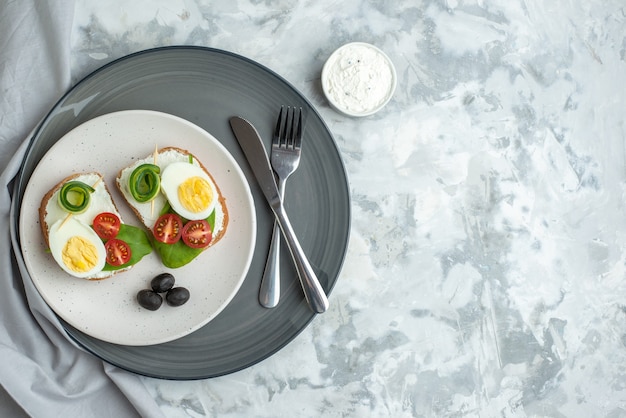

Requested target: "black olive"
[
  {"left": 166, "top": 287, "right": 190, "bottom": 307},
  {"left": 137, "top": 289, "right": 162, "bottom": 311},
  {"left": 151, "top": 273, "right": 175, "bottom": 293}
]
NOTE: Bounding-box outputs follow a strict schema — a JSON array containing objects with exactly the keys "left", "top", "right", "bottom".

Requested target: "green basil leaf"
[
  {"left": 102, "top": 224, "right": 153, "bottom": 271},
  {"left": 151, "top": 238, "right": 204, "bottom": 269},
  {"left": 153, "top": 206, "right": 216, "bottom": 268}
]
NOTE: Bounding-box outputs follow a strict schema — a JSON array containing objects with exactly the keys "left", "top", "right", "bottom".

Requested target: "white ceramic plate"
[{"left": 19, "top": 110, "right": 256, "bottom": 346}]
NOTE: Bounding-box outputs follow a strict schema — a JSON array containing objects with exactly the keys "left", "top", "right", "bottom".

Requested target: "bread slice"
[
  {"left": 39, "top": 172, "right": 132, "bottom": 280},
  {"left": 115, "top": 147, "right": 229, "bottom": 267}
]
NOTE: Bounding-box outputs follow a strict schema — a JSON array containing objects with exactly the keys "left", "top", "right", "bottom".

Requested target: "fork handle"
[
  {"left": 271, "top": 201, "right": 329, "bottom": 313},
  {"left": 259, "top": 178, "right": 286, "bottom": 308},
  {"left": 259, "top": 224, "right": 281, "bottom": 307}
]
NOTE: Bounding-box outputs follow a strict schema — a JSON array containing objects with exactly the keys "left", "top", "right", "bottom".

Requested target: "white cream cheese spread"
[{"left": 322, "top": 42, "right": 396, "bottom": 116}]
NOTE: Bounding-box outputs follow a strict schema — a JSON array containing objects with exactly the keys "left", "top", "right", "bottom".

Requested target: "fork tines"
[{"left": 274, "top": 106, "right": 303, "bottom": 150}]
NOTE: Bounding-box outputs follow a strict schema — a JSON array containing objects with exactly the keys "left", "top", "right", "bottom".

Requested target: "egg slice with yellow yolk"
[
  {"left": 48, "top": 217, "right": 106, "bottom": 278},
  {"left": 160, "top": 162, "right": 218, "bottom": 221}
]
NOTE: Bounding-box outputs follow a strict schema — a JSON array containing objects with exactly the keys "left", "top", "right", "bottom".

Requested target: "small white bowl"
[{"left": 321, "top": 42, "right": 397, "bottom": 117}]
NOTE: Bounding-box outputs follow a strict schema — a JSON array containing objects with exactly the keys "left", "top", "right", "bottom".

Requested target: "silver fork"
[{"left": 259, "top": 106, "right": 303, "bottom": 308}]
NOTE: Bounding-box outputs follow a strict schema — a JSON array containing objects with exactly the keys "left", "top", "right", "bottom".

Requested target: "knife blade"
[{"left": 229, "top": 116, "right": 329, "bottom": 313}]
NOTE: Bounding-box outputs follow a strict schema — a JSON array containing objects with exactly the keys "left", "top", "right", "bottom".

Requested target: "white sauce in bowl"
[{"left": 322, "top": 42, "right": 396, "bottom": 117}]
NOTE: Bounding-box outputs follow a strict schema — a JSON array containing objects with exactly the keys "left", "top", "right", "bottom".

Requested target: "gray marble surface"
[{"left": 63, "top": 0, "right": 626, "bottom": 416}]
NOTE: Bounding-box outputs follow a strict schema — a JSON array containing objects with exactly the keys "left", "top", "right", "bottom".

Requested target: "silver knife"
[{"left": 229, "top": 116, "right": 329, "bottom": 313}]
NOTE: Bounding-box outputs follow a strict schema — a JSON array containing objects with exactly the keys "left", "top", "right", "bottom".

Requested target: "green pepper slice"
[
  {"left": 58, "top": 181, "right": 95, "bottom": 214},
  {"left": 129, "top": 163, "right": 161, "bottom": 203}
]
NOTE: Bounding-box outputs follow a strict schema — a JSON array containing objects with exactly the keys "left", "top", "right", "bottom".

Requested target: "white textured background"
[{"left": 21, "top": 0, "right": 626, "bottom": 416}]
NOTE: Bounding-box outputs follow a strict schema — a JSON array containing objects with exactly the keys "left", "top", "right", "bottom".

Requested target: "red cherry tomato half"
[
  {"left": 92, "top": 212, "right": 121, "bottom": 240},
  {"left": 181, "top": 219, "right": 212, "bottom": 249},
  {"left": 105, "top": 238, "right": 132, "bottom": 266},
  {"left": 153, "top": 213, "right": 183, "bottom": 244}
]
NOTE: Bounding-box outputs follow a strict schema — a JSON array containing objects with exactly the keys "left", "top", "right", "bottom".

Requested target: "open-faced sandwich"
[
  {"left": 39, "top": 172, "right": 153, "bottom": 280},
  {"left": 116, "top": 146, "right": 229, "bottom": 268}
]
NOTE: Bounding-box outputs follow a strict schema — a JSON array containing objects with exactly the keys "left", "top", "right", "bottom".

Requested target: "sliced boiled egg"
[
  {"left": 160, "top": 162, "right": 218, "bottom": 221},
  {"left": 48, "top": 217, "right": 106, "bottom": 279}
]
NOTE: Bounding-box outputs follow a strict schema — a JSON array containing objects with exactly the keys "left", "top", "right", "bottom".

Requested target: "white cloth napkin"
[{"left": 0, "top": 2, "right": 164, "bottom": 416}]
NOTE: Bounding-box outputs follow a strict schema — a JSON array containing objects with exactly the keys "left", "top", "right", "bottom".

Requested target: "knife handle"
[{"left": 272, "top": 203, "right": 329, "bottom": 313}]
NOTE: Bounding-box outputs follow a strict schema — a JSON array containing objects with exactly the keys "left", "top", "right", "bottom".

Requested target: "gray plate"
[{"left": 11, "top": 46, "right": 350, "bottom": 379}]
